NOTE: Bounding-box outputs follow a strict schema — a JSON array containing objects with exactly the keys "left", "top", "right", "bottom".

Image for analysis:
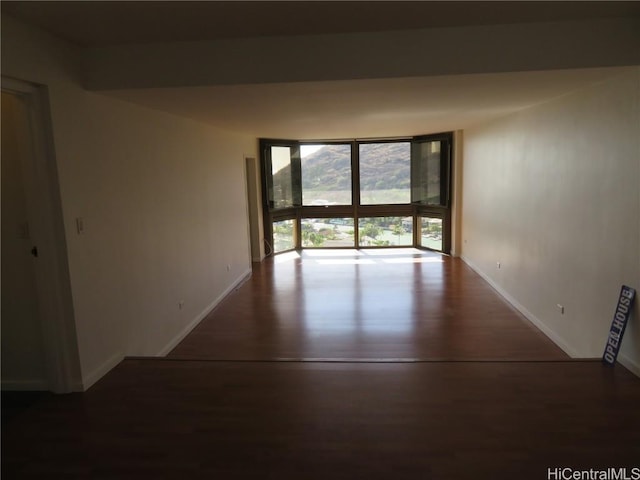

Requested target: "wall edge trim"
[
  {"left": 618, "top": 353, "right": 640, "bottom": 378},
  {"left": 156, "top": 267, "right": 253, "bottom": 357},
  {"left": 1, "top": 379, "right": 49, "bottom": 391},
  {"left": 460, "top": 255, "right": 581, "bottom": 358},
  {"left": 81, "top": 351, "right": 125, "bottom": 391}
]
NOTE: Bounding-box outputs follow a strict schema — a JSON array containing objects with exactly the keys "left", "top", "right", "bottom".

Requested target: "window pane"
[
  {"left": 301, "top": 144, "right": 352, "bottom": 206},
  {"left": 413, "top": 141, "right": 443, "bottom": 205},
  {"left": 359, "top": 142, "right": 411, "bottom": 205},
  {"left": 358, "top": 217, "right": 413, "bottom": 247},
  {"left": 301, "top": 218, "right": 355, "bottom": 248},
  {"left": 271, "top": 146, "right": 294, "bottom": 209},
  {"left": 273, "top": 219, "right": 295, "bottom": 253},
  {"left": 419, "top": 217, "right": 443, "bottom": 251}
]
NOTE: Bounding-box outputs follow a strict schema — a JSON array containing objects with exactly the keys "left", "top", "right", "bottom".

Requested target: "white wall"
[
  {"left": 462, "top": 69, "right": 640, "bottom": 373},
  {"left": 2, "top": 16, "right": 257, "bottom": 389}
]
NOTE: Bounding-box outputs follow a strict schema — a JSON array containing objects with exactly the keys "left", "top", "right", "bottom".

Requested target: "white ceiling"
[
  {"left": 105, "top": 67, "right": 633, "bottom": 139},
  {"left": 3, "top": 1, "right": 638, "bottom": 139},
  {"left": 3, "top": 1, "right": 639, "bottom": 47}
]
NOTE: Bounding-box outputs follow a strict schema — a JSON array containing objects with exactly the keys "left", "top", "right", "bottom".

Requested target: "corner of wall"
[
  {"left": 618, "top": 354, "right": 640, "bottom": 378},
  {"left": 156, "top": 266, "right": 253, "bottom": 357},
  {"left": 80, "top": 351, "right": 125, "bottom": 391},
  {"left": 450, "top": 130, "right": 464, "bottom": 257},
  {"left": 461, "top": 255, "right": 580, "bottom": 358}
]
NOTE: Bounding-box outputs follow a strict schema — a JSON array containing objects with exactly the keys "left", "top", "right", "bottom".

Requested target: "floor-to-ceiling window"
[{"left": 260, "top": 133, "right": 452, "bottom": 254}]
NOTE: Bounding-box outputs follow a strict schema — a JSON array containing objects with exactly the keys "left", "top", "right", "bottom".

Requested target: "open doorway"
[
  {"left": 1, "top": 79, "right": 80, "bottom": 393},
  {"left": 1, "top": 91, "right": 48, "bottom": 390}
]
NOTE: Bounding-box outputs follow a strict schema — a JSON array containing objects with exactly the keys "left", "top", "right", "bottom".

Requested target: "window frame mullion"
[{"left": 260, "top": 133, "right": 453, "bottom": 256}]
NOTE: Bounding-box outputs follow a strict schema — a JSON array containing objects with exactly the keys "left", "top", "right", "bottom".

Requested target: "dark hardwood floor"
[
  {"left": 169, "top": 249, "right": 566, "bottom": 361},
  {"left": 3, "top": 249, "right": 639, "bottom": 479}
]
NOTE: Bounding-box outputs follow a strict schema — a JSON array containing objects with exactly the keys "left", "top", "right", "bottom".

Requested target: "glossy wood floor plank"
[
  {"left": 7, "top": 249, "right": 634, "bottom": 479},
  {"left": 3, "top": 360, "right": 639, "bottom": 479},
  {"left": 169, "top": 249, "right": 567, "bottom": 360}
]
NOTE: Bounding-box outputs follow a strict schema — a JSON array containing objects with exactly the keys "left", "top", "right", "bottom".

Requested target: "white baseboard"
[
  {"left": 157, "top": 267, "right": 252, "bottom": 357},
  {"left": 81, "top": 351, "right": 125, "bottom": 391},
  {"left": 3, "top": 376, "right": 85, "bottom": 393},
  {"left": 1, "top": 378, "right": 49, "bottom": 391},
  {"left": 460, "top": 255, "right": 580, "bottom": 358},
  {"left": 618, "top": 353, "right": 640, "bottom": 377}
]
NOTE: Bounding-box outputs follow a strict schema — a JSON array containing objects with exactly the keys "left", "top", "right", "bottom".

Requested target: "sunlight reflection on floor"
[
  {"left": 382, "top": 257, "right": 443, "bottom": 264},
  {"left": 276, "top": 248, "right": 444, "bottom": 265},
  {"left": 296, "top": 248, "right": 444, "bottom": 265},
  {"left": 315, "top": 259, "right": 377, "bottom": 265},
  {"left": 302, "top": 249, "right": 365, "bottom": 257},
  {"left": 274, "top": 251, "right": 301, "bottom": 263},
  {"left": 361, "top": 248, "right": 425, "bottom": 256}
]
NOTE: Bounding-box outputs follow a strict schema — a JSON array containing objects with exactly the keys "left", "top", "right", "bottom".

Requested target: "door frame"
[{"left": 2, "top": 76, "right": 80, "bottom": 393}]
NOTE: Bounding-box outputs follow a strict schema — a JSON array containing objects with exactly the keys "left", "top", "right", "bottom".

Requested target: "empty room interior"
[{"left": 2, "top": 1, "right": 639, "bottom": 478}]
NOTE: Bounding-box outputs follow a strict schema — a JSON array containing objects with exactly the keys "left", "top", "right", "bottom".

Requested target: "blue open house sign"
[{"left": 602, "top": 285, "right": 636, "bottom": 366}]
